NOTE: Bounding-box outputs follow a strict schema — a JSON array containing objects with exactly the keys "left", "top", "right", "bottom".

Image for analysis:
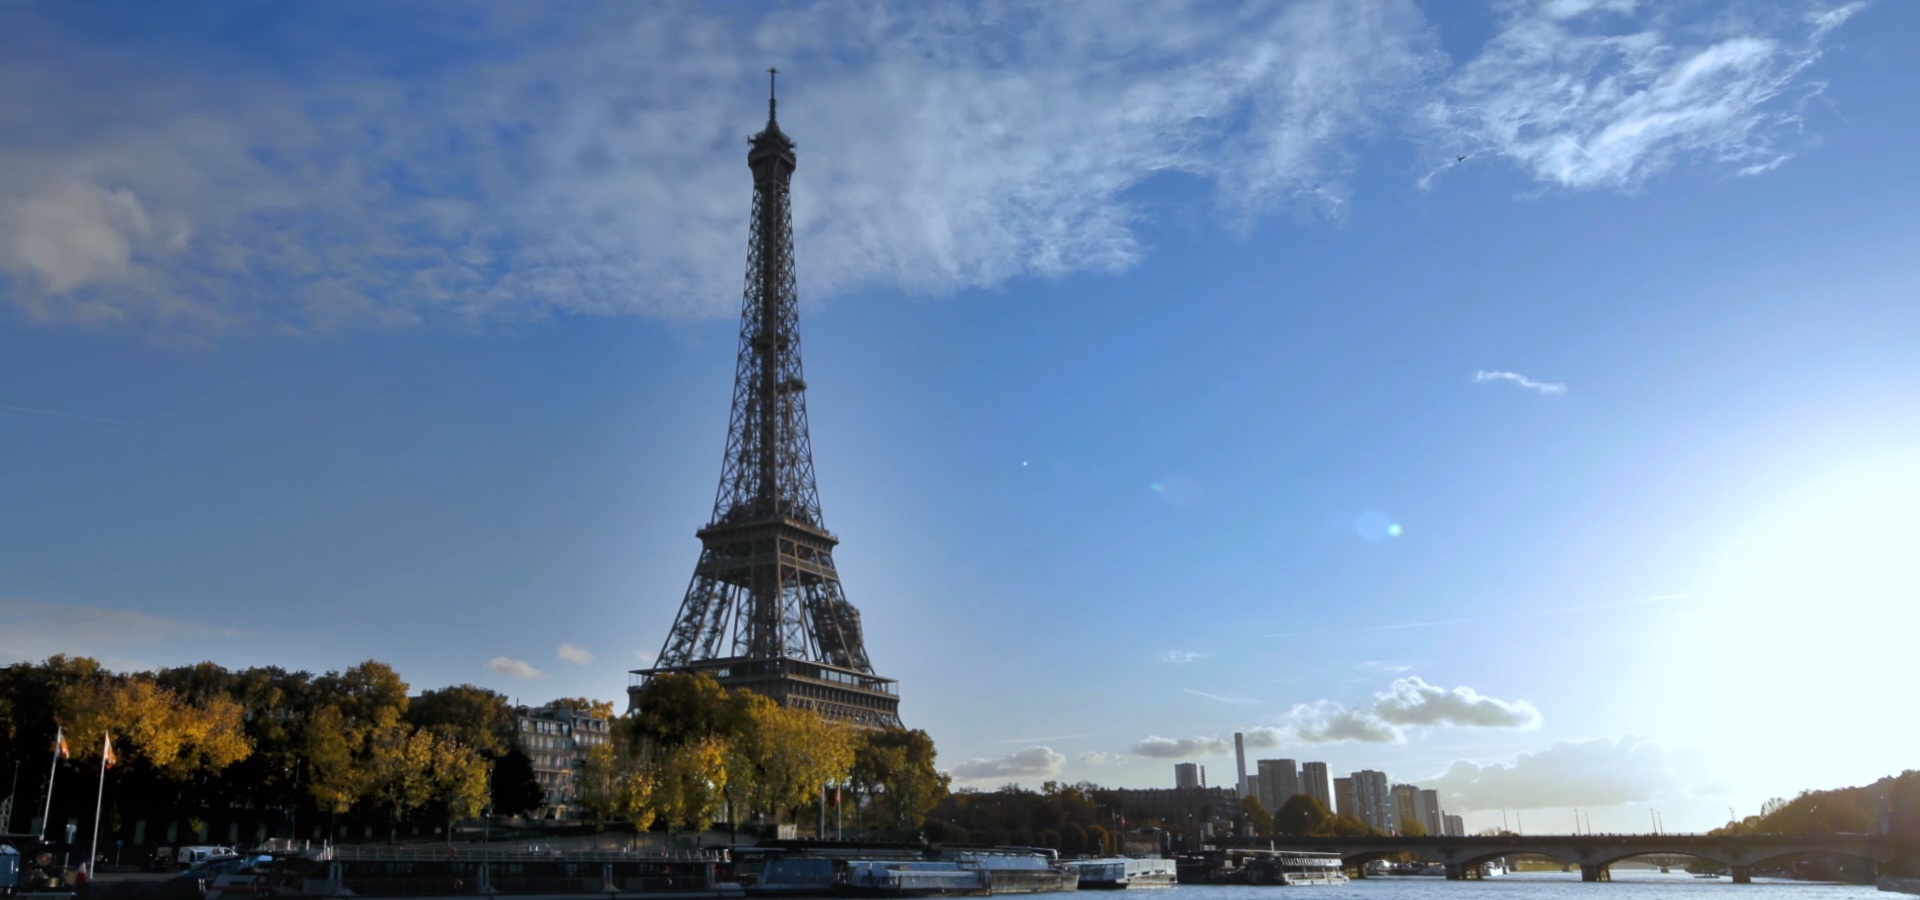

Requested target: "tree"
[
  {"left": 1240, "top": 795, "right": 1274, "bottom": 836},
  {"left": 656, "top": 737, "right": 730, "bottom": 837},
  {"left": 631, "top": 674, "right": 739, "bottom": 747},
  {"left": 1400, "top": 819, "right": 1429, "bottom": 837},
  {"left": 547, "top": 697, "right": 618, "bottom": 721},
  {"left": 1274, "top": 794, "right": 1334, "bottom": 836},
  {"left": 306, "top": 705, "right": 368, "bottom": 815},
  {"left": 410, "top": 685, "right": 516, "bottom": 758},
  {"left": 730, "top": 699, "right": 855, "bottom": 824},
  {"left": 489, "top": 749, "right": 546, "bottom": 817},
  {"left": 364, "top": 722, "right": 437, "bottom": 836},
  {"left": 54, "top": 676, "right": 252, "bottom": 778},
  {"left": 853, "top": 728, "right": 948, "bottom": 829},
  {"left": 430, "top": 733, "right": 492, "bottom": 827}
]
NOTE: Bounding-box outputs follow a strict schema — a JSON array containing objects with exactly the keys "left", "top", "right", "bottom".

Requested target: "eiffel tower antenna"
[{"left": 631, "top": 73, "right": 901, "bottom": 728}]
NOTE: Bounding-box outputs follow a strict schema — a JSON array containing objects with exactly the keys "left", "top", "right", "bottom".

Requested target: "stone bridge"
[{"left": 1225, "top": 834, "right": 1903, "bottom": 883}]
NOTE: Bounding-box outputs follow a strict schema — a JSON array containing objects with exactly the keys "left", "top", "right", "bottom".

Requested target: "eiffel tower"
[{"left": 629, "top": 72, "right": 901, "bottom": 728}]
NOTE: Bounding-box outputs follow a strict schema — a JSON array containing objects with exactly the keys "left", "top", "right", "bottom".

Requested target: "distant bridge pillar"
[
  {"left": 1348, "top": 863, "right": 1367, "bottom": 880},
  {"left": 1580, "top": 863, "right": 1611, "bottom": 882},
  {"left": 1730, "top": 865, "right": 1752, "bottom": 884},
  {"left": 1445, "top": 864, "right": 1474, "bottom": 880}
]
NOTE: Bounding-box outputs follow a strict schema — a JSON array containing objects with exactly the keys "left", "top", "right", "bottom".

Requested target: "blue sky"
[{"left": 4, "top": 0, "right": 1917, "bottom": 834}]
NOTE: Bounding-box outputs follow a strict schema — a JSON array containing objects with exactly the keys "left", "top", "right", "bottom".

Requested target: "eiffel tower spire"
[{"left": 633, "top": 74, "right": 901, "bottom": 728}]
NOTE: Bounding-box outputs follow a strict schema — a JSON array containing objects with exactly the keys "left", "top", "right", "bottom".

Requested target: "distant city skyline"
[{"left": 5, "top": 0, "right": 1918, "bottom": 837}]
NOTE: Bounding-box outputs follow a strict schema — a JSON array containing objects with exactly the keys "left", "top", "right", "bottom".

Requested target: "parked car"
[{"left": 163, "top": 855, "right": 246, "bottom": 899}]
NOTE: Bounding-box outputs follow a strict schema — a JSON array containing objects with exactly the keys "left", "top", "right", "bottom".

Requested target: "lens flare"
[{"left": 1355, "top": 512, "right": 1403, "bottom": 542}]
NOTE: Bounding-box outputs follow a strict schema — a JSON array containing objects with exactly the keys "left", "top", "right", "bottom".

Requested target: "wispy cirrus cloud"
[
  {"left": 1161, "top": 650, "right": 1210, "bottom": 664},
  {"left": 0, "top": 1, "right": 1861, "bottom": 339},
  {"left": 1183, "top": 688, "right": 1261, "bottom": 706},
  {"left": 1422, "top": 0, "right": 1865, "bottom": 190},
  {"left": 485, "top": 656, "right": 549, "bottom": 681},
  {"left": 1473, "top": 370, "right": 1567, "bottom": 395},
  {"left": 0, "top": 1, "right": 1432, "bottom": 337},
  {"left": 0, "top": 597, "right": 244, "bottom": 666}
]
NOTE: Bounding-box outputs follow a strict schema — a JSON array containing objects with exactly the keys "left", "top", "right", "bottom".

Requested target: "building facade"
[
  {"left": 1109, "top": 787, "right": 1239, "bottom": 826},
  {"left": 1351, "top": 770, "right": 1396, "bottom": 834},
  {"left": 1255, "top": 759, "right": 1300, "bottom": 813},
  {"left": 1300, "top": 762, "right": 1333, "bottom": 812},
  {"left": 1174, "top": 762, "right": 1205, "bottom": 790},
  {"left": 1418, "top": 788, "right": 1442, "bottom": 835},
  {"left": 513, "top": 704, "right": 611, "bottom": 815},
  {"left": 1444, "top": 813, "right": 1465, "bottom": 837},
  {"left": 1333, "top": 777, "right": 1355, "bottom": 820}
]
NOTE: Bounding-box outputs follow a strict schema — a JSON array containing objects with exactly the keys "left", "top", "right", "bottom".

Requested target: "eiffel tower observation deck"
[{"left": 630, "top": 72, "right": 901, "bottom": 728}]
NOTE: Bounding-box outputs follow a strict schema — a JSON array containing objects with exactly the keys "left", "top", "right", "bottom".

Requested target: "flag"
[
  {"left": 102, "top": 733, "right": 116, "bottom": 769},
  {"left": 55, "top": 727, "right": 69, "bottom": 760}
]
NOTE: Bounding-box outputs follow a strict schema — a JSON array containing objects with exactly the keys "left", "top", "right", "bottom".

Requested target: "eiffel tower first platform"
[{"left": 629, "top": 73, "right": 901, "bottom": 728}]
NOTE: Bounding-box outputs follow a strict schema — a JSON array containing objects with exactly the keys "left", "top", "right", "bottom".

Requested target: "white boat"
[
  {"left": 1479, "top": 859, "right": 1508, "bottom": 878},
  {"left": 1060, "top": 858, "right": 1176, "bottom": 890},
  {"left": 838, "top": 861, "right": 990, "bottom": 898}
]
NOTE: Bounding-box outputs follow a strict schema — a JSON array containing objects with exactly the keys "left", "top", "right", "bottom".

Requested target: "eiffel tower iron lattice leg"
[{"left": 630, "top": 72, "right": 901, "bottom": 729}]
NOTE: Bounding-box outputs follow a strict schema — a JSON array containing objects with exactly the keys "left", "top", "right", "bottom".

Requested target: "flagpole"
[
  {"left": 40, "top": 726, "right": 62, "bottom": 839},
  {"left": 88, "top": 733, "right": 109, "bottom": 876}
]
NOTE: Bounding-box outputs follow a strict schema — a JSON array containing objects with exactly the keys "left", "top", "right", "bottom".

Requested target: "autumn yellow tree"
[
  {"left": 656, "top": 737, "right": 730, "bottom": 839},
  {"left": 54, "top": 676, "right": 252, "bottom": 778},
  {"left": 729, "top": 699, "right": 854, "bottom": 824}
]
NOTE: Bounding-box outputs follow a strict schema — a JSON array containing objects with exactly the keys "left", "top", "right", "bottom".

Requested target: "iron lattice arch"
[{"left": 633, "top": 74, "right": 900, "bottom": 729}]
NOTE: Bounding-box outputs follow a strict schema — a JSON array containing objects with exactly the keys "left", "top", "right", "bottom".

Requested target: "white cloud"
[
  {"left": 1183, "top": 688, "right": 1261, "bottom": 706},
  {"left": 556, "top": 643, "right": 594, "bottom": 665},
  {"left": 1278, "top": 700, "right": 1406, "bottom": 744},
  {"left": 950, "top": 746, "right": 1067, "bottom": 782},
  {"left": 1076, "top": 751, "right": 1129, "bottom": 766},
  {"left": 1371, "top": 676, "right": 1542, "bottom": 728},
  {"left": 1472, "top": 370, "right": 1567, "bottom": 395},
  {"left": 1422, "top": 0, "right": 1863, "bottom": 190},
  {"left": 1241, "top": 727, "right": 1286, "bottom": 749},
  {"left": 485, "top": 656, "right": 549, "bottom": 681},
  {"left": 1268, "top": 676, "right": 1541, "bottom": 744},
  {"left": 0, "top": 597, "right": 244, "bottom": 665},
  {"left": 1425, "top": 735, "right": 1692, "bottom": 810},
  {"left": 1161, "top": 650, "right": 1210, "bottom": 664},
  {"left": 1131, "top": 734, "right": 1234, "bottom": 758}
]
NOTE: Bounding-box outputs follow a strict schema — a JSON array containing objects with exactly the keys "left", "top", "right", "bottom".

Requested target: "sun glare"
[{"left": 1656, "top": 454, "right": 1920, "bottom": 785}]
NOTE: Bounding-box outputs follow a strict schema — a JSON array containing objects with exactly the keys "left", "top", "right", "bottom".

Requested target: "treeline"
[
  {"left": 0, "top": 657, "right": 949, "bottom": 846},
  {"left": 1714, "top": 770, "right": 1920, "bottom": 839},
  {"left": 611, "top": 673, "right": 948, "bottom": 836},
  {"left": 921, "top": 782, "right": 1384, "bottom": 854},
  {"left": 0, "top": 656, "right": 597, "bottom": 842}
]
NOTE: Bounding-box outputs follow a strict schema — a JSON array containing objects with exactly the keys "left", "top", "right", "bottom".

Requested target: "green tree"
[
  {"left": 1400, "top": 819, "right": 1429, "bottom": 837},
  {"left": 631, "top": 674, "right": 739, "bottom": 747},
  {"left": 1274, "top": 794, "right": 1334, "bottom": 836},
  {"left": 410, "top": 685, "right": 516, "bottom": 758},
  {"left": 489, "top": 749, "right": 546, "bottom": 817},
  {"left": 853, "top": 728, "right": 948, "bottom": 829},
  {"left": 1241, "top": 795, "right": 1274, "bottom": 835}
]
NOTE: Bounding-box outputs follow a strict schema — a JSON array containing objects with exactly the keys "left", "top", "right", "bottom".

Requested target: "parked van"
[{"left": 175, "top": 846, "right": 238, "bottom": 868}]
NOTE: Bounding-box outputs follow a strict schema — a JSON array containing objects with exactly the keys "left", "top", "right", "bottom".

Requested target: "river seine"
[{"left": 1168, "top": 870, "right": 1881, "bottom": 899}]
